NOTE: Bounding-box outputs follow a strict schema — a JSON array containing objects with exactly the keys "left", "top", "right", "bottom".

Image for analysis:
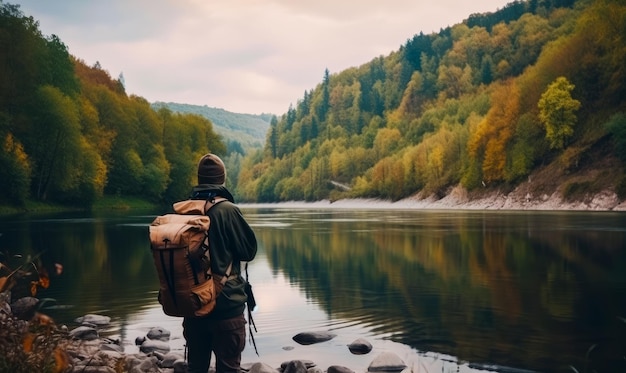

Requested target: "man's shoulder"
[{"left": 209, "top": 199, "right": 239, "bottom": 215}]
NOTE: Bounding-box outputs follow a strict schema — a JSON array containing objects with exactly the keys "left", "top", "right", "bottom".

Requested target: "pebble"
[{"left": 2, "top": 293, "right": 408, "bottom": 373}]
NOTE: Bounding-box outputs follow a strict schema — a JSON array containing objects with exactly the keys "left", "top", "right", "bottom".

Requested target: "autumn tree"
[
  {"left": 467, "top": 80, "right": 520, "bottom": 183},
  {"left": 538, "top": 76, "right": 580, "bottom": 150},
  {"left": 0, "top": 124, "right": 31, "bottom": 205}
]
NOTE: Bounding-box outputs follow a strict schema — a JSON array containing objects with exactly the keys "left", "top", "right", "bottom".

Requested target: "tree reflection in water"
[{"left": 0, "top": 208, "right": 624, "bottom": 372}]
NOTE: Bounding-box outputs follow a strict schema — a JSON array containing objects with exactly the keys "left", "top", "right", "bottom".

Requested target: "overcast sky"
[{"left": 16, "top": 0, "right": 512, "bottom": 115}]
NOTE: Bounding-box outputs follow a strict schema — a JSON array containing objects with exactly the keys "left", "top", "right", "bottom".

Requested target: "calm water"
[{"left": 1, "top": 205, "right": 625, "bottom": 373}]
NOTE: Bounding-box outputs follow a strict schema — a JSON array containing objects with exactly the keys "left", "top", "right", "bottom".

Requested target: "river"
[{"left": 0, "top": 205, "right": 625, "bottom": 373}]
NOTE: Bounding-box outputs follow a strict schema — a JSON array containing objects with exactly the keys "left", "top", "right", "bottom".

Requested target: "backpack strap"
[
  {"left": 203, "top": 197, "right": 235, "bottom": 280},
  {"left": 245, "top": 262, "right": 259, "bottom": 356}
]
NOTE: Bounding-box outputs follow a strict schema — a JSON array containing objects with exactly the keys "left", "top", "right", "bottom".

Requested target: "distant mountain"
[{"left": 152, "top": 102, "right": 272, "bottom": 151}]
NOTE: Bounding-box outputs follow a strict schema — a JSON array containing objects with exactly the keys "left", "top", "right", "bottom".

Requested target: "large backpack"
[{"left": 149, "top": 198, "right": 230, "bottom": 317}]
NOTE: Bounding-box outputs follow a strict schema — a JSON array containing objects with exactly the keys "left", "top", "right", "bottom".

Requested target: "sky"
[{"left": 15, "top": 0, "right": 513, "bottom": 115}]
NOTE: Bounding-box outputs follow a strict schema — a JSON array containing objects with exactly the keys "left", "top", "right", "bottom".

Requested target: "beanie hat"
[{"left": 197, "top": 153, "right": 226, "bottom": 185}]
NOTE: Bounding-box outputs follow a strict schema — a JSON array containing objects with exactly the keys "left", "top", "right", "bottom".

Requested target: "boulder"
[
  {"left": 172, "top": 358, "right": 188, "bottom": 373},
  {"left": 134, "top": 336, "right": 146, "bottom": 345},
  {"left": 248, "top": 362, "right": 280, "bottom": 373},
  {"left": 69, "top": 326, "right": 99, "bottom": 341},
  {"left": 282, "top": 360, "right": 309, "bottom": 373},
  {"left": 146, "top": 326, "right": 171, "bottom": 341},
  {"left": 280, "top": 360, "right": 316, "bottom": 370},
  {"left": 161, "top": 352, "right": 184, "bottom": 368},
  {"left": 292, "top": 331, "right": 336, "bottom": 345},
  {"left": 10, "top": 297, "right": 38, "bottom": 320},
  {"left": 367, "top": 352, "right": 407, "bottom": 372},
  {"left": 139, "top": 339, "right": 170, "bottom": 354},
  {"left": 348, "top": 338, "right": 373, "bottom": 354},
  {"left": 74, "top": 314, "right": 111, "bottom": 326},
  {"left": 328, "top": 365, "right": 355, "bottom": 373}
]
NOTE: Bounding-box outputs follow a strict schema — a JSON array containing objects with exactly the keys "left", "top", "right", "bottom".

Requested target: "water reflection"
[
  {"left": 249, "top": 209, "right": 626, "bottom": 372},
  {"left": 0, "top": 208, "right": 625, "bottom": 372}
]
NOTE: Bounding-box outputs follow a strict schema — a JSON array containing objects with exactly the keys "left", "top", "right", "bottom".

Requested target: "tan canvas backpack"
[{"left": 149, "top": 198, "right": 231, "bottom": 317}]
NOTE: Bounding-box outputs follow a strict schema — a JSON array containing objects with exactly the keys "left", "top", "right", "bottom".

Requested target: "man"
[{"left": 183, "top": 153, "right": 257, "bottom": 373}]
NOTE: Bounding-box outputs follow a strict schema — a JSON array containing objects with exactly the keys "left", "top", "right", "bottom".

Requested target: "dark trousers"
[{"left": 182, "top": 314, "right": 247, "bottom": 373}]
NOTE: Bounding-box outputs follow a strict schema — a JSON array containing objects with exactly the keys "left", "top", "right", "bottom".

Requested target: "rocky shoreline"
[
  {"left": 3, "top": 295, "right": 411, "bottom": 373},
  {"left": 245, "top": 187, "right": 626, "bottom": 212},
  {"left": 66, "top": 319, "right": 406, "bottom": 373}
]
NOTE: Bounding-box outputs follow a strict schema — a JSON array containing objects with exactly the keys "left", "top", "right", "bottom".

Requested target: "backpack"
[{"left": 149, "top": 197, "right": 230, "bottom": 317}]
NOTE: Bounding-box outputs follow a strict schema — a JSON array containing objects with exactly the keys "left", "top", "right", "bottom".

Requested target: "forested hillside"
[
  {"left": 0, "top": 2, "right": 227, "bottom": 208},
  {"left": 151, "top": 102, "right": 272, "bottom": 154},
  {"left": 237, "top": 0, "right": 626, "bottom": 205},
  {"left": 2, "top": 0, "right": 625, "bottom": 210}
]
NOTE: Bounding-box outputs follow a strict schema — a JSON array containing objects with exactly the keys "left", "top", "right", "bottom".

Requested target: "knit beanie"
[{"left": 197, "top": 153, "right": 226, "bottom": 185}]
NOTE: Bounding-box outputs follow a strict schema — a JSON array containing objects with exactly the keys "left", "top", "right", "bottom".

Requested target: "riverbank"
[
  {"left": 0, "top": 301, "right": 431, "bottom": 373},
  {"left": 0, "top": 183, "right": 626, "bottom": 215},
  {"left": 0, "top": 196, "right": 161, "bottom": 215},
  {"left": 243, "top": 186, "right": 626, "bottom": 212},
  {"left": 402, "top": 185, "right": 626, "bottom": 211}
]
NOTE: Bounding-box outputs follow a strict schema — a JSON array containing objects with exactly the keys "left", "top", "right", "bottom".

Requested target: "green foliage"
[
  {"left": 0, "top": 112, "right": 31, "bottom": 205},
  {"left": 0, "top": 2, "right": 230, "bottom": 208},
  {"left": 236, "top": 0, "right": 624, "bottom": 203},
  {"left": 504, "top": 113, "right": 542, "bottom": 182},
  {"left": 562, "top": 181, "right": 593, "bottom": 201},
  {"left": 2, "top": 0, "right": 624, "bottom": 206},
  {"left": 29, "top": 85, "right": 82, "bottom": 201},
  {"left": 152, "top": 101, "right": 270, "bottom": 151},
  {"left": 538, "top": 76, "right": 581, "bottom": 149},
  {"left": 239, "top": 1, "right": 626, "bottom": 201},
  {"left": 605, "top": 112, "right": 626, "bottom": 162}
]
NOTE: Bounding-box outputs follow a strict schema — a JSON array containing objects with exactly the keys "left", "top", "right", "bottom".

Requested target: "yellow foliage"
[
  {"left": 3, "top": 133, "right": 30, "bottom": 169},
  {"left": 373, "top": 128, "right": 402, "bottom": 157},
  {"left": 53, "top": 346, "right": 71, "bottom": 373},
  {"left": 467, "top": 80, "right": 520, "bottom": 182},
  {"left": 0, "top": 276, "right": 8, "bottom": 292},
  {"left": 22, "top": 332, "right": 35, "bottom": 353}
]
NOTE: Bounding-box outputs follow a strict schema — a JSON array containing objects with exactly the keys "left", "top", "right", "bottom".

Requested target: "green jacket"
[{"left": 190, "top": 184, "right": 257, "bottom": 319}]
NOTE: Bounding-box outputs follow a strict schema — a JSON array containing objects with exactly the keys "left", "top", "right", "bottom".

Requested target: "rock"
[
  {"left": 292, "top": 331, "right": 336, "bottom": 345},
  {"left": 124, "top": 356, "right": 145, "bottom": 371},
  {"left": 10, "top": 297, "right": 38, "bottom": 320},
  {"left": 367, "top": 352, "right": 407, "bottom": 372},
  {"left": 282, "top": 360, "right": 309, "bottom": 373},
  {"left": 0, "top": 291, "right": 11, "bottom": 314},
  {"left": 146, "top": 326, "right": 171, "bottom": 341},
  {"left": 152, "top": 350, "right": 165, "bottom": 361},
  {"left": 281, "top": 360, "right": 316, "bottom": 370},
  {"left": 100, "top": 343, "right": 124, "bottom": 353},
  {"left": 248, "top": 362, "right": 280, "bottom": 373},
  {"left": 161, "top": 352, "right": 184, "bottom": 368},
  {"left": 69, "top": 325, "right": 99, "bottom": 340},
  {"left": 135, "top": 335, "right": 146, "bottom": 345},
  {"left": 348, "top": 338, "right": 372, "bottom": 354},
  {"left": 128, "top": 355, "right": 159, "bottom": 373},
  {"left": 71, "top": 366, "right": 115, "bottom": 373},
  {"left": 139, "top": 339, "right": 170, "bottom": 354},
  {"left": 74, "top": 314, "right": 111, "bottom": 326},
  {"left": 172, "top": 358, "right": 188, "bottom": 373},
  {"left": 99, "top": 349, "right": 123, "bottom": 360},
  {"left": 328, "top": 365, "right": 354, "bottom": 373}
]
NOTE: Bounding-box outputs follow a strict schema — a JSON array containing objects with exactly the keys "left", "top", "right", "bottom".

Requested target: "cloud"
[{"left": 16, "top": 0, "right": 511, "bottom": 115}]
